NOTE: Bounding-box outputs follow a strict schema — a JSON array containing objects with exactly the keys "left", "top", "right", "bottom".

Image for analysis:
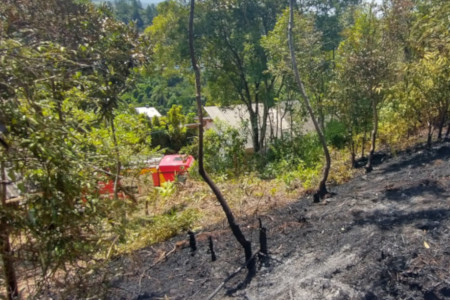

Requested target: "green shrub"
[
  {"left": 325, "top": 120, "right": 350, "bottom": 149},
  {"left": 262, "top": 133, "right": 322, "bottom": 179},
  {"left": 182, "top": 122, "right": 247, "bottom": 177}
]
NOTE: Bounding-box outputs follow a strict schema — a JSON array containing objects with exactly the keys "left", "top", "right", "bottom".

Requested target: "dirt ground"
[{"left": 108, "top": 141, "right": 450, "bottom": 300}]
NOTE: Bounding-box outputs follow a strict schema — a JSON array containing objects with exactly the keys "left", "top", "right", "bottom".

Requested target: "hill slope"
[{"left": 109, "top": 141, "right": 450, "bottom": 300}]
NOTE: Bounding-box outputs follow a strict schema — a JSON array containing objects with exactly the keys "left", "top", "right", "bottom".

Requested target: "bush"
[
  {"left": 263, "top": 133, "right": 322, "bottom": 177},
  {"left": 325, "top": 119, "right": 350, "bottom": 149},
  {"left": 182, "top": 122, "right": 247, "bottom": 178},
  {"left": 260, "top": 134, "right": 324, "bottom": 189}
]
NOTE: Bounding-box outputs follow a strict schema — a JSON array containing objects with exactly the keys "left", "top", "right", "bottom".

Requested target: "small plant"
[{"left": 155, "top": 180, "right": 177, "bottom": 198}]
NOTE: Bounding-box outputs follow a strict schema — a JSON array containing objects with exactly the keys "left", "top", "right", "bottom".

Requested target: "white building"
[
  {"left": 204, "top": 102, "right": 315, "bottom": 151},
  {"left": 135, "top": 106, "right": 162, "bottom": 120}
]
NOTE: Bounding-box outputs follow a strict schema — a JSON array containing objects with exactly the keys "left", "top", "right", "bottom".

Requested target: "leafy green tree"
[
  {"left": 198, "top": 0, "right": 287, "bottom": 153},
  {"left": 387, "top": 0, "right": 449, "bottom": 147},
  {"left": 303, "top": 0, "right": 361, "bottom": 54},
  {"left": 89, "top": 19, "right": 138, "bottom": 199},
  {"left": 0, "top": 1, "right": 109, "bottom": 296},
  {"left": 184, "top": 122, "right": 247, "bottom": 177},
  {"left": 262, "top": 7, "right": 328, "bottom": 129},
  {"left": 0, "top": 0, "right": 149, "bottom": 296},
  {"left": 333, "top": 6, "right": 390, "bottom": 172},
  {"left": 410, "top": 0, "right": 449, "bottom": 142},
  {"left": 166, "top": 105, "right": 188, "bottom": 151},
  {"left": 146, "top": 0, "right": 286, "bottom": 153},
  {"left": 189, "top": 0, "right": 256, "bottom": 283},
  {"left": 288, "top": 0, "right": 331, "bottom": 202}
]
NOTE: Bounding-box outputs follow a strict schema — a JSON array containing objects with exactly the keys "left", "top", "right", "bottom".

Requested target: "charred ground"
[{"left": 108, "top": 141, "right": 450, "bottom": 300}]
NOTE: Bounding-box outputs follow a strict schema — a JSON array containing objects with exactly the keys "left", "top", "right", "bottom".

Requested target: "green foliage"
[
  {"left": 0, "top": 0, "right": 154, "bottom": 292},
  {"left": 262, "top": 134, "right": 323, "bottom": 186},
  {"left": 262, "top": 7, "right": 333, "bottom": 134},
  {"left": 167, "top": 105, "right": 188, "bottom": 151},
  {"left": 183, "top": 122, "right": 247, "bottom": 178},
  {"left": 1, "top": 0, "right": 450, "bottom": 296},
  {"left": 302, "top": 0, "right": 361, "bottom": 52},
  {"left": 262, "top": 8, "right": 322, "bottom": 90},
  {"left": 328, "top": 4, "right": 392, "bottom": 159},
  {"left": 121, "top": 75, "right": 197, "bottom": 115},
  {"left": 155, "top": 181, "right": 177, "bottom": 198},
  {"left": 325, "top": 120, "right": 350, "bottom": 149},
  {"left": 147, "top": 104, "right": 196, "bottom": 153}
]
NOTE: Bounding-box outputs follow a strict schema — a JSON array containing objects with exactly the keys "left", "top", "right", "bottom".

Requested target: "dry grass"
[{"left": 114, "top": 173, "right": 305, "bottom": 255}]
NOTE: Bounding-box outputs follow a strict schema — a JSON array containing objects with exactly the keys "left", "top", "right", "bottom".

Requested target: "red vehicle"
[{"left": 150, "top": 155, "right": 194, "bottom": 187}]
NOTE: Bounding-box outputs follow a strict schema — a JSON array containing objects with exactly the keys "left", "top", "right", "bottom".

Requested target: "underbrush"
[
  {"left": 110, "top": 173, "right": 304, "bottom": 256},
  {"left": 112, "top": 144, "right": 359, "bottom": 256},
  {"left": 261, "top": 133, "right": 357, "bottom": 191},
  {"left": 115, "top": 207, "right": 200, "bottom": 253},
  {"left": 12, "top": 133, "right": 434, "bottom": 299}
]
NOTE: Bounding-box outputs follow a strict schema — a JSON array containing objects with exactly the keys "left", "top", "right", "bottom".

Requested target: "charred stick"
[
  {"left": 188, "top": 230, "right": 197, "bottom": 253},
  {"left": 258, "top": 218, "right": 268, "bottom": 266},
  {"left": 208, "top": 236, "right": 217, "bottom": 262}
]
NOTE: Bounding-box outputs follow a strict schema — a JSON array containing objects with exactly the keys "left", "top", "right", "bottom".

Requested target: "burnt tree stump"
[
  {"left": 258, "top": 218, "right": 268, "bottom": 267},
  {"left": 208, "top": 236, "right": 217, "bottom": 262},
  {"left": 188, "top": 231, "right": 197, "bottom": 254}
]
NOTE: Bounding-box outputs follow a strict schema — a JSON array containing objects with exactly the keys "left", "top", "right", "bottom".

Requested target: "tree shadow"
[
  {"left": 351, "top": 208, "right": 449, "bottom": 231},
  {"left": 224, "top": 257, "right": 257, "bottom": 296},
  {"left": 354, "top": 152, "right": 390, "bottom": 169},
  {"left": 381, "top": 144, "right": 450, "bottom": 174},
  {"left": 384, "top": 179, "right": 447, "bottom": 201}
]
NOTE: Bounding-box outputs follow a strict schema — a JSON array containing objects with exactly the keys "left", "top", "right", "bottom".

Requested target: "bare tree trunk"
[
  {"left": 248, "top": 107, "right": 260, "bottom": 153},
  {"left": 288, "top": 0, "right": 331, "bottom": 202},
  {"left": 350, "top": 140, "right": 356, "bottom": 168},
  {"left": 111, "top": 118, "right": 122, "bottom": 200},
  {"left": 189, "top": 0, "right": 255, "bottom": 281},
  {"left": 362, "top": 128, "right": 367, "bottom": 158},
  {"left": 437, "top": 110, "right": 447, "bottom": 140},
  {"left": 365, "top": 99, "right": 378, "bottom": 172},
  {"left": 1, "top": 160, "right": 18, "bottom": 300},
  {"left": 426, "top": 120, "right": 433, "bottom": 148},
  {"left": 259, "top": 102, "right": 269, "bottom": 152}
]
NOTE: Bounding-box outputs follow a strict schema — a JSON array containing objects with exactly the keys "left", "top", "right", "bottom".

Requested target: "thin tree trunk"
[
  {"left": 249, "top": 107, "right": 260, "bottom": 153},
  {"left": 350, "top": 140, "right": 356, "bottom": 168},
  {"left": 288, "top": 0, "right": 331, "bottom": 202},
  {"left": 362, "top": 128, "right": 367, "bottom": 158},
  {"left": 1, "top": 160, "right": 18, "bottom": 300},
  {"left": 259, "top": 102, "right": 269, "bottom": 151},
  {"left": 365, "top": 99, "right": 378, "bottom": 172},
  {"left": 189, "top": 0, "right": 255, "bottom": 281},
  {"left": 426, "top": 120, "right": 433, "bottom": 148},
  {"left": 317, "top": 95, "right": 325, "bottom": 132},
  {"left": 437, "top": 111, "right": 447, "bottom": 140},
  {"left": 111, "top": 118, "right": 122, "bottom": 200},
  {"left": 220, "top": 28, "right": 260, "bottom": 153}
]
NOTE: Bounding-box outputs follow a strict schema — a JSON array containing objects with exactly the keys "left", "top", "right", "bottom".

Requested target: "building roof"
[
  {"left": 204, "top": 102, "right": 313, "bottom": 151},
  {"left": 135, "top": 107, "right": 162, "bottom": 119}
]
